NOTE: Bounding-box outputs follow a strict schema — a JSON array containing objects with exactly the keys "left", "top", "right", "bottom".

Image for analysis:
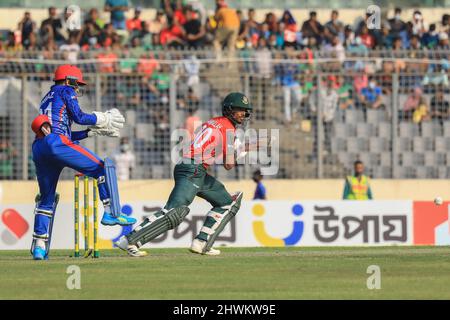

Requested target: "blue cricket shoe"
[
  {"left": 101, "top": 212, "right": 136, "bottom": 226},
  {"left": 32, "top": 247, "right": 46, "bottom": 260}
]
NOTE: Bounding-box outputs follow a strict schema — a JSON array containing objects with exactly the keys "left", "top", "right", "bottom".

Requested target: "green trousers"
[{"left": 165, "top": 162, "right": 233, "bottom": 214}]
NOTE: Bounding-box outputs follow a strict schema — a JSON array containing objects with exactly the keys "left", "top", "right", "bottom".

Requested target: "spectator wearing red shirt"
[
  {"left": 280, "top": 10, "right": 297, "bottom": 48},
  {"left": 359, "top": 25, "right": 375, "bottom": 49},
  {"left": 126, "top": 7, "right": 143, "bottom": 34},
  {"left": 174, "top": 1, "right": 187, "bottom": 25},
  {"left": 160, "top": 20, "right": 185, "bottom": 47}
]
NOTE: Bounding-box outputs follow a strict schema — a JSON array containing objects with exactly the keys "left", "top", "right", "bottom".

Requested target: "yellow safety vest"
[{"left": 346, "top": 175, "right": 370, "bottom": 200}]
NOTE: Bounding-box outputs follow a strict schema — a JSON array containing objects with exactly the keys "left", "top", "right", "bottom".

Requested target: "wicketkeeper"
[{"left": 30, "top": 64, "right": 136, "bottom": 260}]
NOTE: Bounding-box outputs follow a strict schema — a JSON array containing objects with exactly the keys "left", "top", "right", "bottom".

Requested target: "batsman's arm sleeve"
[
  {"left": 63, "top": 87, "right": 97, "bottom": 126},
  {"left": 71, "top": 130, "right": 90, "bottom": 141}
]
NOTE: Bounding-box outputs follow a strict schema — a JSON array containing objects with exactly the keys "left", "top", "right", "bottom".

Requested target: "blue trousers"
[{"left": 32, "top": 133, "right": 110, "bottom": 236}]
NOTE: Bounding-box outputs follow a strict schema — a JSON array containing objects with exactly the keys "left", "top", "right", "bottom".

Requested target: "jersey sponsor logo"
[{"left": 252, "top": 203, "right": 304, "bottom": 246}]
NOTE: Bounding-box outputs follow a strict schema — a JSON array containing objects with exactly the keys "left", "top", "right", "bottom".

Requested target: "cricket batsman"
[
  {"left": 116, "top": 92, "right": 254, "bottom": 257},
  {"left": 30, "top": 64, "right": 136, "bottom": 260}
]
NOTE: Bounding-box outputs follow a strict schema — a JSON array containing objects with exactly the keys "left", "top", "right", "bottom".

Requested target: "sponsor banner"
[
  {"left": 0, "top": 200, "right": 425, "bottom": 250},
  {"left": 413, "top": 202, "right": 450, "bottom": 245}
]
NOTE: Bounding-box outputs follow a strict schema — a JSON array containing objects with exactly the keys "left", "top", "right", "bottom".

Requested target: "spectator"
[
  {"left": 213, "top": 1, "right": 240, "bottom": 56},
  {"left": 59, "top": 33, "right": 80, "bottom": 63},
  {"left": 438, "top": 14, "right": 450, "bottom": 34},
  {"left": 246, "top": 8, "right": 259, "bottom": 40},
  {"left": 26, "top": 32, "right": 39, "bottom": 51},
  {"left": 267, "top": 32, "right": 281, "bottom": 49},
  {"left": 275, "top": 48, "right": 301, "bottom": 122},
  {"left": 423, "top": 60, "right": 449, "bottom": 86},
  {"left": 252, "top": 169, "right": 267, "bottom": 200},
  {"left": 353, "top": 66, "right": 368, "bottom": 95},
  {"left": 126, "top": 7, "right": 143, "bottom": 36},
  {"left": 343, "top": 25, "right": 355, "bottom": 48},
  {"left": 262, "top": 12, "right": 277, "bottom": 34},
  {"left": 137, "top": 53, "right": 160, "bottom": 77},
  {"left": 412, "top": 97, "right": 430, "bottom": 124},
  {"left": 347, "top": 37, "right": 369, "bottom": 55},
  {"left": 18, "top": 11, "right": 36, "bottom": 50},
  {"left": 173, "top": 1, "right": 187, "bottom": 25},
  {"left": 411, "top": 10, "right": 428, "bottom": 37},
  {"left": 160, "top": 20, "right": 185, "bottom": 47},
  {"left": 235, "top": 10, "right": 247, "bottom": 49},
  {"left": 183, "top": 55, "right": 200, "bottom": 95},
  {"left": 117, "top": 78, "right": 140, "bottom": 107},
  {"left": 343, "top": 161, "right": 373, "bottom": 200},
  {"left": 336, "top": 75, "right": 354, "bottom": 109},
  {"left": 97, "top": 45, "right": 118, "bottom": 72},
  {"left": 324, "top": 35, "right": 346, "bottom": 64},
  {"left": 359, "top": 76, "right": 384, "bottom": 109},
  {"left": 301, "top": 11, "right": 324, "bottom": 45},
  {"left": 388, "top": 7, "right": 407, "bottom": 38},
  {"left": 409, "top": 34, "right": 422, "bottom": 50},
  {"left": 280, "top": 10, "right": 297, "bottom": 48},
  {"left": 358, "top": 25, "right": 375, "bottom": 49},
  {"left": 98, "top": 23, "right": 115, "bottom": 47},
  {"left": 112, "top": 137, "right": 136, "bottom": 180},
  {"left": 110, "top": 32, "right": 123, "bottom": 50},
  {"left": 4, "top": 31, "right": 22, "bottom": 53},
  {"left": 0, "top": 139, "right": 17, "bottom": 179},
  {"left": 185, "top": 0, "right": 207, "bottom": 25},
  {"left": 309, "top": 77, "right": 339, "bottom": 153},
  {"left": 421, "top": 24, "right": 439, "bottom": 49},
  {"left": 253, "top": 37, "right": 272, "bottom": 78},
  {"left": 380, "top": 22, "right": 395, "bottom": 48},
  {"left": 430, "top": 90, "right": 450, "bottom": 121},
  {"left": 65, "top": 5, "right": 82, "bottom": 34},
  {"left": 80, "top": 21, "right": 101, "bottom": 50},
  {"left": 85, "top": 8, "right": 105, "bottom": 29},
  {"left": 104, "top": 0, "right": 129, "bottom": 30},
  {"left": 324, "top": 10, "right": 344, "bottom": 44},
  {"left": 183, "top": 7, "right": 206, "bottom": 48},
  {"left": 402, "top": 87, "right": 424, "bottom": 120},
  {"left": 438, "top": 32, "right": 450, "bottom": 49},
  {"left": 128, "top": 36, "right": 145, "bottom": 58},
  {"left": 42, "top": 37, "right": 56, "bottom": 59},
  {"left": 148, "top": 9, "right": 167, "bottom": 36},
  {"left": 151, "top": 64, "right": 171, "bottom": 104},
  {"left": 40, "top": 7, "right": 64, "bottom": 44},
  {"left": 355, "top": 12, "right": 382, "bottom": 48}
]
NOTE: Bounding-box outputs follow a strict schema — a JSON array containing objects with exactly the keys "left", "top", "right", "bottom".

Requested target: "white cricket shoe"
[
  {"left": 190, "top": 239, "right": 221, "bottom": 256},
  {"left": 115, "top": 235, "right": 148, "bottom": 257},
  {"left": 126, "top": 245, "right": 148, "bottom": 257}
]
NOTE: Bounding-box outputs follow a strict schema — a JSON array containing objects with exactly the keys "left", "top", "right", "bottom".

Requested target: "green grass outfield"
[{"left": 0, "top": 246, "right": 449, "bottom": 299}]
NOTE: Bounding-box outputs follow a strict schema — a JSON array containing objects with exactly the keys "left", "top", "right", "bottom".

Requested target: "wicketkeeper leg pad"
[
  {"left": 30, "top": 193, "right": 60, "bottom": 258},
  {"left": 104, "top": 157, "right": 121, "bottom": 217},
  {"left": 126, "top": 206, "right": 190, "bottom": 248}
]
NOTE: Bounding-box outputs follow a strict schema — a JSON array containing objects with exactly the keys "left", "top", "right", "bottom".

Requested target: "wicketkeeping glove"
[{"left": 93, "top": 108, "right": 125, "bottom": 130}]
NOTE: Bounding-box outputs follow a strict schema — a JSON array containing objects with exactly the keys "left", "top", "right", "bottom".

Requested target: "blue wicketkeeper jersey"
[{"left": 39, "top": 85, "right": 97, "bottom": 139}]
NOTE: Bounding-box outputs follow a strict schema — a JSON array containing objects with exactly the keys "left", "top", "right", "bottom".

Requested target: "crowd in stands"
[{"left": 0, "top": 0, "right": 449, "bottom": 57}]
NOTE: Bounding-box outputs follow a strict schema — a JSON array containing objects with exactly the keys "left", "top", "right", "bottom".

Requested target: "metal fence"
[{"left": 0, "top": 52, "right": 449, "bottom": 181}]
